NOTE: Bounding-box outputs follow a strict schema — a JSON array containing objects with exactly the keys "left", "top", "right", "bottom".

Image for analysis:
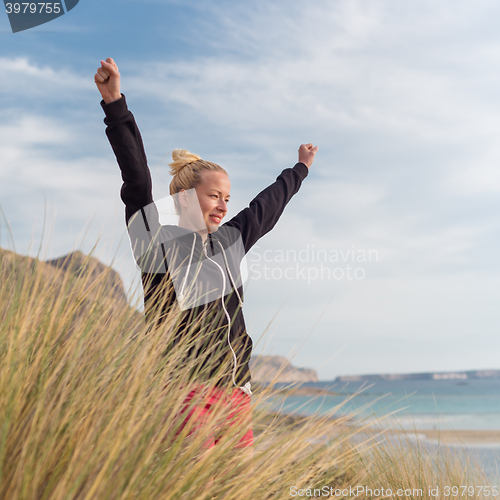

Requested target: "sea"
[{"left": 260, "top": 378, "right": 500, "bottom": 483}]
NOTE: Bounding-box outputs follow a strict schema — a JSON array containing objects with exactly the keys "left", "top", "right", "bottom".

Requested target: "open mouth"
[{"left": 209, "top": 215, "right": 222, "bottom": 224}]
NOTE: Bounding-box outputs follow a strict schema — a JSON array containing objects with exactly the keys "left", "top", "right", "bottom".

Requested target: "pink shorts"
[{"left": 173, "top": 384, "right": 253, "bottom": 449}]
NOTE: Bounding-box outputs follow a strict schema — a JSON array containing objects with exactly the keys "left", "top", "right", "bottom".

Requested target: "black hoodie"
[{"left": 101, "top": 95, "right": 309, "bottom": 394}]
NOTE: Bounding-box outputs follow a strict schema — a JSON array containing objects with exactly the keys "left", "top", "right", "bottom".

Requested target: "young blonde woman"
[{"left": 95, "top": 57, "right": 317, "bottom": 451}]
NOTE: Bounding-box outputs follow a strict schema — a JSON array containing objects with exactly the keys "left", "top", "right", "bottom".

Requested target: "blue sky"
[{"left": 2, "top": 0, "right": 500, "bottom": 379}]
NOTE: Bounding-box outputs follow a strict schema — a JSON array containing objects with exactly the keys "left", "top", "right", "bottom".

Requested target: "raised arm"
[
  {"left": 95, "top": 58, "right": 155, "bottom": 226},
  {"left": 223, "top": 144, "right": 317, "bottom": 253},
  {"left": 96, "top": 59, "right": 165, "bottom": 274}
]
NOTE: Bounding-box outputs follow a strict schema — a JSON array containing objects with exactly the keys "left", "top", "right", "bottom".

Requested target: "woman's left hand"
[{"left": 298, "top": 143, "right": 318, "bottom": 169}]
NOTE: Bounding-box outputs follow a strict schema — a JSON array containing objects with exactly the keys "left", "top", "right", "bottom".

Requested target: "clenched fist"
[
  {"left": 95, "top": 58, "right": 121, "bottom": 104},
  {"left": 298, "top": 143, "right": 318, "bottom": 169}
]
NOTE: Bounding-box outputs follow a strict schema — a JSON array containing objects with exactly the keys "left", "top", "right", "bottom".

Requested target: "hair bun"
[{"left": 168, "top": 149, "right": 201, "bottom": 176}]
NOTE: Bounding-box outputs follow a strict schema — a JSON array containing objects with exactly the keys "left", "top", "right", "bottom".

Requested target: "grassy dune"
[{"left": 0, "top": 247, "right": 492, "bottom": 499}]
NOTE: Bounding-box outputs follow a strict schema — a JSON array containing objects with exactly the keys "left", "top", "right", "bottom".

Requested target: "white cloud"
[
  {"left": 446, "top": 152, "right": 500, "bottom": 195},
  {"left": 123, "top": 0, "right": 500, "bottom": 153},
  {"left": 0, "top": 57, "right": 92, "bottom": 97}
]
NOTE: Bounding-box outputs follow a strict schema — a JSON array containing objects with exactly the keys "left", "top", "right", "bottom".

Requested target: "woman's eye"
[{"left": 211, "top": 194, "right": 218, "bottom": 199}]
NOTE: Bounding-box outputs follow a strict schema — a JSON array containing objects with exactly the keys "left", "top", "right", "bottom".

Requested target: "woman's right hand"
[{"left": 95, "top": 58, "right": 121, "bottom": 104}]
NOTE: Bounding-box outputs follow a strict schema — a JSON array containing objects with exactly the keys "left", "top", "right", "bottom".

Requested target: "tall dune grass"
[{"left": 0, "top": 246, "right": 492, "bottom": 499}]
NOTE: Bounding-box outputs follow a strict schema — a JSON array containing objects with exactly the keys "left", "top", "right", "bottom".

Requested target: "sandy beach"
[{"left": 392, "top": 429, "right": 500, "bottom": 446}]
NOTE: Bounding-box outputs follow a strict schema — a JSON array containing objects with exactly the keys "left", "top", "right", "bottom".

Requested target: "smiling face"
[
  {"left": 178, "top": 170, "right": 231, "bottom": 235},
  {"left": 195, "top": 170, "right": 231, "bottom": 232}
]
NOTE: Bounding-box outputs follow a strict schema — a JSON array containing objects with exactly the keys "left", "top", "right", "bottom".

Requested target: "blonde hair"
[{"left": 168, "top": 149, "right": 228, "bottom": 212}]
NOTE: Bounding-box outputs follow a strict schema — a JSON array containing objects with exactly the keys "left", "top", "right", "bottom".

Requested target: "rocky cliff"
[
  {"left": 45, "top": 250, "right": 130, "bottom": 307},
  {"left": 1, "top": 247, "right": 143, "bottom": 336},
  {"left": 249, "top": 355, "right": 318, "bottom": 383}
]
